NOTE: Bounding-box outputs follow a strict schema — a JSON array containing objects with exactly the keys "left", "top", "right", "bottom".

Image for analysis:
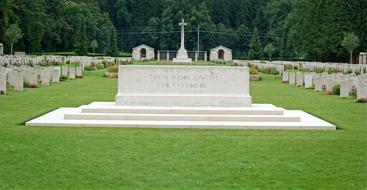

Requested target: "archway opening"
[
  {"left": 140, "top": 48, "right": 147, "bottom": 59},
  {"left": 218, "top": 49, "right": 224, "bottom": 60}
]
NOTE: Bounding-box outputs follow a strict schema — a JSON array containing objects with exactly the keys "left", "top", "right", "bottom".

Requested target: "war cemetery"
[{"left": 0, "top": 0, "right": 366, "bottom": 189}]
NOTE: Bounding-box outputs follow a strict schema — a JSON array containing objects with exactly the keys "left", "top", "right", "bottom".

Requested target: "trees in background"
[
  {"left": 264, "top": 43, "right": 275, "bottom": 61},
  {"left": 0, "top": 0, "right": 117, "bottom": 56},
  {"left": 0, "top": 0, "right": 365, "bottom": 61},
  {"left": 90, "top": 40, "right": 99, "bottom": 56},
  {"left": 248, "top": 28, "right": 263, "bottom": 59},
  {"left": 341, "top": 33, "right": 360, "bottom": 64},
  {"left": 5, "top": 24, "right": 23, "bottom": 55}
]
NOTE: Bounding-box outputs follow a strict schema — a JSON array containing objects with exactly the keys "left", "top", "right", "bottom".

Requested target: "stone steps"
[
  {"left": 64, "top": 113, "right": 301, "bottom": 122},
  {"left": 25, "top": 102, "right": 336, "bottom": 130},
  {"left": 81, "top": 105, "right": 284, "bottom": 116}
]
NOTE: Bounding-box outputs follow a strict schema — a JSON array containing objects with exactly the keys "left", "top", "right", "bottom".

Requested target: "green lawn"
[{"left": 0, "top": 70, "right": 366, "bottom": 189}]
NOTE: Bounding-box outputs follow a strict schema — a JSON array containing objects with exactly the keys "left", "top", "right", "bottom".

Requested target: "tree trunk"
[
  {"left": 11, "top": 44, "right": 13, "bottom": 55},
  {"left": 350, "top": 52, "right": 353, "bottom": 64}
]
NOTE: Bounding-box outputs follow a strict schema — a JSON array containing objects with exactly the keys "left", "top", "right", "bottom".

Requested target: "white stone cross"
[
  {"left": 178, "top": 19, "right": 187, "bottom": 50},
  {"left": 173, "top": 18, "right": 191, "bottom": 62}
]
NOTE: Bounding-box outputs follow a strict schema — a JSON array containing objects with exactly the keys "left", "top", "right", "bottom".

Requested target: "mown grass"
[{"left": 0, "top": 69, "right": 366, "bottom": 189}]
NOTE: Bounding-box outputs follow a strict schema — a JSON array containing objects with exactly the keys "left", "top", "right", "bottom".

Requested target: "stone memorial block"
[
  {"left": 76, "top": 67, "right": 82, "bottom": 78},
  {"left": 40, "top": 68, "right": 50, "bottom": 85},
  {"left": 0, "top": 70, "right": 6, "bottom": 94},
  {"left": 296, "top": 71, "right": 304, "bottom": 87},
  {"left": 314, "top": 75, "right": 323, "bottom": 91},
  {"left": 51, "top": 67, "right": 60, "bottom": 83},
  {"left": 340, "top": 78, "right": 353, "bottom": 98},
  {"left": 357, "top": 79, "right": 367, "bottom": 101},
  {"left": 289, "top": 72, "right": 296, "bottom": 85},
  {"left": 282, "top": 71, "right": 289, "bottom": 82},
  {"left": 116, "top": 65, "right": 252, "bottom": 107},
  {"left": 304, "top": 73, "right": 313, "bottom": 88},
  {"left": 61, "top": 66, "right": 69, "bottom": 78},
  {"left": 68, "top": 67, "right": 76, "bottom": 79}
]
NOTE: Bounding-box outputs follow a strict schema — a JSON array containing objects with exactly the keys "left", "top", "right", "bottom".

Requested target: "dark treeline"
[{"left": 0, "top": 0, "right": 366, "bottom": 61}]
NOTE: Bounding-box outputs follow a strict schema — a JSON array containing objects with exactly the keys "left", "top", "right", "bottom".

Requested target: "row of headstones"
[
  {"left": 282, "top": 71, "right": 367, "bottom": 101},
  {"left": 0, "top": 66, "right": 83, "bottom": 95},
  {"left": 0, "top": 55, "right": 131, "bottom": 66},
  {"left": 247, "top": 62, "right": 284, "bottom": 75},
  {"left": 237, "top": 60, "right": 367, "bottom": 75}
]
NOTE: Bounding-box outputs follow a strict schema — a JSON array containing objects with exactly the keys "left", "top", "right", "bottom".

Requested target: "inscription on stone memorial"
[
  {"left": 116, "top": 65, "right": 252, "bottom": 107},
  {"left": 148, "top": 73, "right": 219, "bottom": 89}
]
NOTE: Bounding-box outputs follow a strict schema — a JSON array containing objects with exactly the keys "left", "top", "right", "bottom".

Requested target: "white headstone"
[
  {"left": 116, "top": 65, "right": 252, "bottom": 107},
  {"left": 0, "top": 70, "right": 6, "bottom": 94},
  {"left": 51, "top": 67, "right": 60, "bottom": 83},
  {"left": 68, "top": 67, "right": 76, "bottom": 79},
  {"left": 314, "top": 75, "right": 323, "bottom": 91},
  {"left": 61, "top": 66, "right": 69, "bottom": 77},
  {"left": 296, "top": 71, "right": 303, "bottom": 87},
  {"left": 76, "top": 67, "right": 82, "bottom": 78},
  {"left": 12, "top": 71, "right": 23, "bottom": 91},
  {"left": 321, "top": 73, "right": 329, "bottom": 88},
  {"left": 357, "top": 79, "right": 367, "bottom": 101},
  {"left": 282, "top": 71, "right": 289, "bottom": 82},
  {"left": 40, "top": 68, "right": 50, "bottom": 85},
  {"left": 24, "top": 69, "right": 38, "bottom": 87},
  {"left": 325, "top": 77, "right": 336, "bottom": 95},
  {"left": 289, "top": 72, "right": 296, "bottom": 85},
  {"left": 304, "top": 73, "right": 313, "bottom": 88},
  {"left": 340, "top": 78, "right": 353, "bottom": 98}
]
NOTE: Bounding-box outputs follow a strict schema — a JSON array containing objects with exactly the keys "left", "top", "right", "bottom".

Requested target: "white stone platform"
[{"left": 26, "top": 102, "right": 336, "bottom": 130}]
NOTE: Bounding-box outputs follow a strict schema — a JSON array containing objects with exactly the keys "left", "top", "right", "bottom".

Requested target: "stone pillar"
[
  {"left": 166, "top": 51, "right": 169, "bottom": 61},
  {"left": 157, "top": 51, "right": 160, "bottom": 61},
  {"left": 204, "top": 52, "right": 207, "bottom": 62},
  {"left": 195, "top": 52, "right": 198, "bottom": 62}
]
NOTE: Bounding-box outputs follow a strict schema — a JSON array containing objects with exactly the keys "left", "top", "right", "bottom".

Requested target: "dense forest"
[{"left": 0, "top": 0, "right": 366, "bottom": 61}]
